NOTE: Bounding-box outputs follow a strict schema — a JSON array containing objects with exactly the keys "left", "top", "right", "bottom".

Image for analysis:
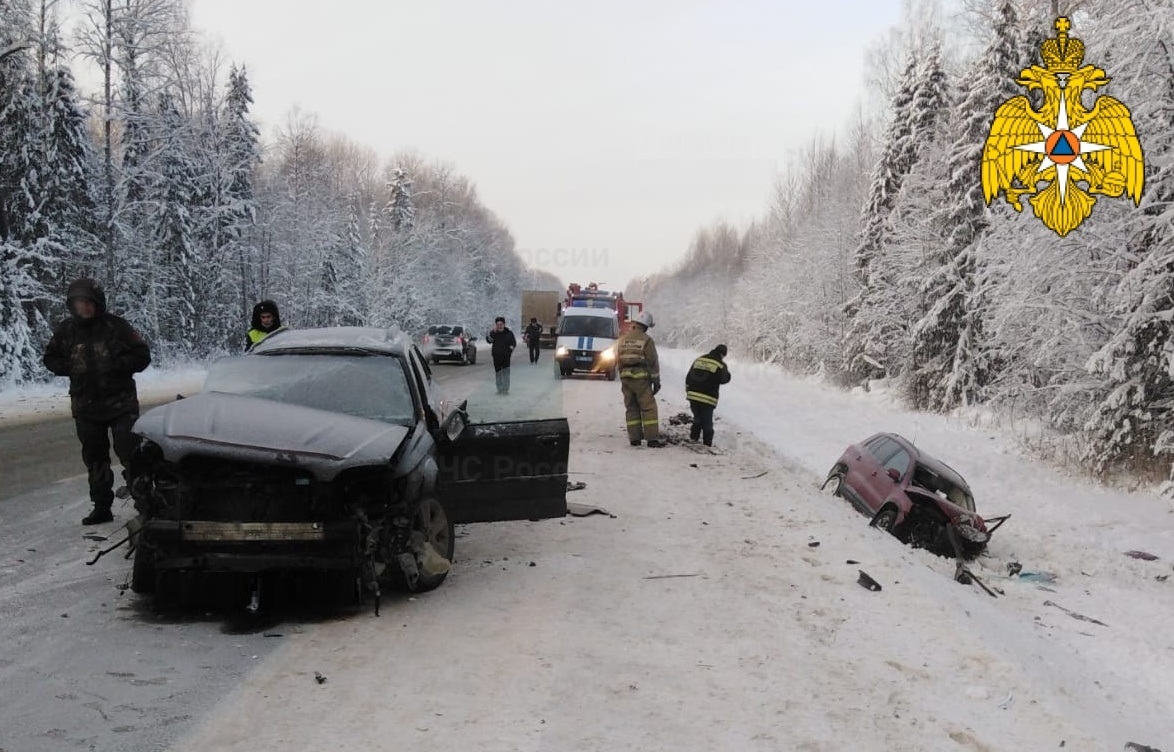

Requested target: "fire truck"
[{"left": 563, "top": 282, "right": 643, "bottom": 334}]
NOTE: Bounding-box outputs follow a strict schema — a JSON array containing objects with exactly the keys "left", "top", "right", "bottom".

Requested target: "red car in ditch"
[{"left": 822, "top": 433, "right": 1008, "bottom": 559}]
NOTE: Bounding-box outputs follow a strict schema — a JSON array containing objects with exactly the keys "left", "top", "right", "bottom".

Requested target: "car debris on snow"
[
  {"left": 566, "top": 501, "right": 614, "bottom": 518},
  {"left": 1043, "top": 600, "right": 1108, "bottom": 627},
  {"left": 856, "top": 570, "right": 882, "bottom": 591},
  {"left": 314, "top": 672, "right": 327, "bottom": 684},
  {"left": 1124, "top": 743, "right": 1164, "bottom": 752},
  {"left": 1124, "top": 550, "right": 1159, "bottom": 561}
]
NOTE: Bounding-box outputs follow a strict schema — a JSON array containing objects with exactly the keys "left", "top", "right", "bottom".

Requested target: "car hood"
[{"left": 133, "top": 392, "right": 412, "bottom": 481}]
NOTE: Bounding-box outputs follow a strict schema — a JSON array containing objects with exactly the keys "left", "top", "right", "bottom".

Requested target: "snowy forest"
[
  {"left": 631, "top": 0, "right": 1174, "bottom": 488},
  {"left": 0, "top": 0, "right": 536, "bottom": 384}
]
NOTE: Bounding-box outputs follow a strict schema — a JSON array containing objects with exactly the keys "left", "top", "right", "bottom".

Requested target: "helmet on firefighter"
[{"left": 633, "top": 310, "right": 654, "bottom": 329}]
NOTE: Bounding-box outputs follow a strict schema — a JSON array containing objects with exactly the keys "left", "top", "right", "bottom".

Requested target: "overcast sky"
[{"left": 187, "top": 0, "right": 905, "bottom": 290}]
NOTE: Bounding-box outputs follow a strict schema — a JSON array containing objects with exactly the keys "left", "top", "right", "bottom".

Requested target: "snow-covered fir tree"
[{"left": 904, "top": 0, "right": 1026, "bottom": 411}]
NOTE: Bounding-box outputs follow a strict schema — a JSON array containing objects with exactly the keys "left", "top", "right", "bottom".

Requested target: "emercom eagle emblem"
[{"left": 982, "top": 17, "right": 1144, "bottom": 236}]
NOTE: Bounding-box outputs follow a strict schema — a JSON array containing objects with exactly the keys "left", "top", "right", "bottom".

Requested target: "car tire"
[
  {"left": 468, "top": 349, "right": 476, "bottom": 365},
  {"left": 606, "top": 366, "right": 617, "bottom": 381},
  {"left": 871, "top": 507, "right": 899, "bottom": 533},
  {"left": 388, "top": 496, "right": 455, "bottom": 593},
  {"left": 821, "top": 472, "right": 843, "bottom": 496},
  {"left": 131, "top": 543, "right": 156, "bottom": 594}
]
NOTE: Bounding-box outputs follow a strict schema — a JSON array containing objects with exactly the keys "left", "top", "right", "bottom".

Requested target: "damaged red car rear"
[{"left": 823, "top": 433, "right": 1007, "bottom": 559}]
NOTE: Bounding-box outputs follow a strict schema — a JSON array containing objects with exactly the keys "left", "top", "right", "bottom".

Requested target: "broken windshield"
[{"left": 204, "top": 353, "right": 416, "bottom": 425}]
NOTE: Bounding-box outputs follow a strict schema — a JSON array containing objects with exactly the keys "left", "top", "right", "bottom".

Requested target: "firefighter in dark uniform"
[
  {"left": 685, "top": 344, "right": 731, "bottom": 446},
  {"left": 616, "top": 310, "right": 662, "bottom": 447},
  {"left": 246, "top": 299, "right": 282, "bottom": 349},
  {"left": 43, "top": 278, "right": 152, "bottom": 525}
]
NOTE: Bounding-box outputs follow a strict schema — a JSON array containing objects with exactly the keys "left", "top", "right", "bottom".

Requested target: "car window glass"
[
  {"left": 883, "top": 448, "right": 911, "bottom": 479},
  {"left": 407, "top": 348, "right": 440, "bottom": 428},
  {"left": 558, "top": 315, "right": 616, "bottom": 338},
  {"left": 427, "top": 326, "right": 439, "bottom": 335},
  {"left": 204, "top": 353, "right": 415, "bottom": 425},
  {"left": 451, "top": 326, "right": 463, "bottom": 336},
  {"left": 866, "top": 436, "right": 901, "bottom": 464}
]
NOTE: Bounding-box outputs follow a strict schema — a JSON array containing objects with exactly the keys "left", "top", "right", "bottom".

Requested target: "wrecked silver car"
[{"left": 126, "top": 327, "right": 569, "bottom": 609}]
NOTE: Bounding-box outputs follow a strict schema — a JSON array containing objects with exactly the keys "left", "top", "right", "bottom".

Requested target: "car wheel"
[
  {"left": 131, "top": 544, "right": 156, "bottom": 594},
  {"left": 389, "top": 496, "right": 455, "bottom": 593},
  {"left": 871, "top": 507, "right": 899, "bottom": 533},
  {"left": 606, "top": 366, "right": 617, "bottom": 381},
  {"left": 431, "top": 357, "right": 440, "bottom": 365},
  {"left": 821, "top": 472, "right": 843, "bottom": 496},
  {"left": 468, "top": 349, "right": 476, "bottom": 365}
]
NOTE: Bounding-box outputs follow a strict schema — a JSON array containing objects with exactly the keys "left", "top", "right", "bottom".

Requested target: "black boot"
[{"left": 82, "top": 507, "right": 114, "bottom": 525}]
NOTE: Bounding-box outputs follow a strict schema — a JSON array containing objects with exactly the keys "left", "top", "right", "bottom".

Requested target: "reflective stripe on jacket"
[
  {"left": 616, "top": 329, "right": 659, "bottom": 380},
  {"left": 685, "top": 353, "right": 730, "bottom": 406}
]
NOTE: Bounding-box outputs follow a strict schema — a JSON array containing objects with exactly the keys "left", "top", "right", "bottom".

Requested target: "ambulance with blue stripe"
[{"left": 554, "top": 304, "right": 619, "bottom": 380}]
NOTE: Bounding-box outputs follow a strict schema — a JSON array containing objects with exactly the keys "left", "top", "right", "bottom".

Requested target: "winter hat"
[
  {"left": 251, "top": 299, "right": 282, "bottom": 330},
  {"left": 66, "top": 278, "right": 107, "bottom": 314},
  {"left": 713, "top": 344, "right": 728, "bottom": 358}
]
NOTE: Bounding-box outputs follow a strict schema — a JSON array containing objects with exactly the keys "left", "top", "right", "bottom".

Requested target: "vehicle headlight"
[
  {"left": 556, "top": 346, "right": 569, "bottom": 357},
  {"left": 600, "top": 347, "right": 616, "bottom": 361}
]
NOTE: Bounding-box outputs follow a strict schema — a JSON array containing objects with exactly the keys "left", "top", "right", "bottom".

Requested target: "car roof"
[
  {"left": 877, "top": 432, "right": 972, "bottom": 492},
  {"left": 561, "top": 307, "right": 616, "bottom": 319},
  {"left": 249, "top": 326, "right": 413, "bottom": 356}
]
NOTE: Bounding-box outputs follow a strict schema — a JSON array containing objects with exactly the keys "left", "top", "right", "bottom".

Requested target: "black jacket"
[
  {"left": 524, "top": 322, "right": 543, "bottom": 346},
  {"left": 486, "top": 326, "right": 517, "bottom": 362},
  {"left": 684, "top": 348, "right": 731, "bottom": 407},
  {"left": 246, "top": 299, "right": 283, "bottom": 348},
  {"left": 43, "top": 279, "right": 151, "bottom": 420}
]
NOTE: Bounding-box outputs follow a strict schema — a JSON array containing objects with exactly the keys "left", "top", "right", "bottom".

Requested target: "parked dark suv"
[
  {"left": 822, "top": 433, "right": 1006, "bottom": 559},
  {"left": 422, "top": 324, "right": 477, "bottom": 365}
]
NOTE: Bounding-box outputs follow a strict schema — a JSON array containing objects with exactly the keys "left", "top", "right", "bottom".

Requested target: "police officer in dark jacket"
[
  {"left": 246, "top": 299, "right": 282, "bottom": 349},
  {"left": 485, "top": 316, "right": 517, "bottom": 394},
  {"left": 685, "top": 344, "right": 731, "bottom": 447},
  {"left": 44, "top": 278, "right": 151, "bottom": 525}
]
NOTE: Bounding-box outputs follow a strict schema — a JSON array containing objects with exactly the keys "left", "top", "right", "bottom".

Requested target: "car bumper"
[
  {"left": 143, "top": 519, "right": 362, "bottom": 573},
  {"left": 555, "top": 350, "right": 614, "bottom": 372}
]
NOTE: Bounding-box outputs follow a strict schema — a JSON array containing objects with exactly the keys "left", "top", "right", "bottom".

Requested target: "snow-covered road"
[{"left": 2, "top": 350, "right": 1171, "bottom": 751}]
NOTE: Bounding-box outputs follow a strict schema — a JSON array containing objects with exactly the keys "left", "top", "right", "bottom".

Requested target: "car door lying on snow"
[{"left": 438, "top": 418, "right": 570, "bottom": 523}]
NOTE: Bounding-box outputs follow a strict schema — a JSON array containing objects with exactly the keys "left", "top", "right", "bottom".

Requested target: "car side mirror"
[
  {"left": 887, "top": 468, "right": 901, "bottom": 482},
  {"left": 440, "top": 401, "right": 469, "bottom": 443}
]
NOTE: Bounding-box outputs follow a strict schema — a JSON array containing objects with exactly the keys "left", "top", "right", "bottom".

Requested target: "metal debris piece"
[
  {"left": 1125, "top": 550, "right": 1159, "bottom": 561},
  {"left": 857, "top": 570, "right": 882, "bottom": 592},
  {"left": 314, "top": 672, "right": 327, "bottom": 684},
  {"left": 1043, "top": 600, "right": 1108, "bottom": 627},
  {"left": 566, "top": 501, "right": 613, "bottom": 517}
]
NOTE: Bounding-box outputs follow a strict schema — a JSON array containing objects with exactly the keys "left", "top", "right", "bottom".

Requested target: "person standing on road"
[
  {"left": 245, "top": 299, "right": 282, "bottom": 349},
  {"left": 524, "top": 317, "right": 543, "bottom": 364},
  {"left": 486, "top": 316, "right": 517, "bottom": 394},
  {"left": 616, "top": 310, "right": 662, "bottom": 447},
  {"left": 685, "top": 344, "right": 731, "bottom": 447},
  {"left": 43, "top": 278, "right": 152, "bottom": 525}
]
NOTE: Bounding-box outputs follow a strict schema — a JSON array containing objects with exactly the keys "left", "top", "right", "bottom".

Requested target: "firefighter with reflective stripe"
[
  {"left": 685, "top": 344, "right": 731, "bottom": 447},
  {"left": 616, "top": 310, "right": 662, "bottom": 447}
]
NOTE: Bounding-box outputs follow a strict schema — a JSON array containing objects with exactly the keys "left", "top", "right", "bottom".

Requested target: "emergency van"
[{"left": 553, "top": 307, "right": 619, "bottom": 380}]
